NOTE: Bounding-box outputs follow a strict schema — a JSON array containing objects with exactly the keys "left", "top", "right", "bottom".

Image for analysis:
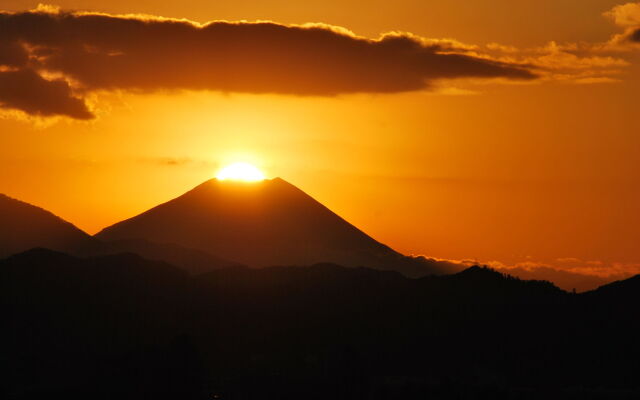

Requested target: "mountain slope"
[
  {"left": 0, "top": 194, "right": 100, "bottom": 258},
  {"left": 96, "top": 178, "right": 458, "bottom": 276}
]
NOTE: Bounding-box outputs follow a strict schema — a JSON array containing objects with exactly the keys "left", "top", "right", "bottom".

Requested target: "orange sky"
[{"left": 2, "top": 1, "right": 640, "bottom": 290}]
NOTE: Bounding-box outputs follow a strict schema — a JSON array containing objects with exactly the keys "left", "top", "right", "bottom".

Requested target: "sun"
[{"left": 216, "top": 162, "right": 266, "bottom": 182}]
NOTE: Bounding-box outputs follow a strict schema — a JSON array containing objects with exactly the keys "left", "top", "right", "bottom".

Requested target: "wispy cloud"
[
  {"left": 602, "top": 2, "right": 640, "bottom": 47},
  {"left": 136, "top": 157, "right": 219, "bottom": 169},
  {"left": 604, "top": 2, "right": 640, "bottom": 28}
]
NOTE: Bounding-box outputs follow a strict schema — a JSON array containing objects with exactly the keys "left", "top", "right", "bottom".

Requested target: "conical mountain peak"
[{"left": 96, "top": 178, "right": 393, "bottom": 268}]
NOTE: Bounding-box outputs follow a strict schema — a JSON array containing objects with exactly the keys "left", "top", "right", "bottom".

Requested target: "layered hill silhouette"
[
  {"left": 0, "top": 194, "right": 101, "bottom": 258},
  {"left": 98, "top": 238, "right": 243, "bottom": 275},
  {"left": 0, "top": 193, "right": 240, "bottom": 274},
  {"left": 96, "top": 178, "right": 459, "bottom": 276},
  {"left": 3, "top": 248, "right": 640, "bottom": 399},
  {"left": 1, "top": 179, "right": 458, "bottom": 277}
]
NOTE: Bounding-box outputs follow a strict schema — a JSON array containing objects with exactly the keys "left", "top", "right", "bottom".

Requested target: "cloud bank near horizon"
[{"left": 430, "top": 255, "right": 640, "bottom": 293}]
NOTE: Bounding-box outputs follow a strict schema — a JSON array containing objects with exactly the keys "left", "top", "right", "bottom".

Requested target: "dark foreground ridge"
[{"left": 2, "top": 249, "right": 639, "bottom": 399}]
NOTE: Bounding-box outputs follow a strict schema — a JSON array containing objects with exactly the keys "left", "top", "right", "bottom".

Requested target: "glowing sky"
[{"left": 1, "top": 1, "right": 640, "bottom": 290}]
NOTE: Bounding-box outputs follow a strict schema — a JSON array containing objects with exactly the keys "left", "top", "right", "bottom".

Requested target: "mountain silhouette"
[
  {"left": 0, "top": 194, "right": 100, "bottom": 258},
  {"left": 96, "top": 178, "right": 459, "bottom": 276}
]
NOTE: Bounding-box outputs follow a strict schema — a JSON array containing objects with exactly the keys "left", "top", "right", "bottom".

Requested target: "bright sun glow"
[{"left": 216, "top": 162, "right": 266, "bottom": 182}]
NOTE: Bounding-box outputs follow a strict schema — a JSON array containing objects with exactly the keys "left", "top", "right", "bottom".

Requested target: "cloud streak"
[
  {"left": 0, "top": 6, "right": 537, "bottom": 119},
  {"left": 491, "top": 259, "right": 640, "bottom": 293},
  {"left": 605, "top": 2, "right": 640, "bottom": 27}
]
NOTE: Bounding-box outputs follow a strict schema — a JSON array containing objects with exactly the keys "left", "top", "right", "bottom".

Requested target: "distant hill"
[
  {"left": 98, "top": 238, "right": 243, "bottom": 275},
  {"left": 96, "top": 178, "right": 460, "bottom": 277},
  {"left": 0, "top": 193, "right": 242, "bottom": 275},
  {"left": 0, "top": 194, "right": 100, "bottom": 258},
  {"left": 3, "top": 249, "right": 640, "bottom": 398}
]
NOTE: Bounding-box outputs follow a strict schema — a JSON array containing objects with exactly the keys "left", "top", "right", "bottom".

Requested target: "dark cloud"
[
  {"left": 630, "top": 28, "right": 640, "bottom": 42},
  {"left": 0, "top": 68, "right": 93, "bottom": 119},
  {"left": 0, "top": 40, "right": 28, "bottom": 67},
  {"left": 0, "top": 8, "right": 537, "bottom": 119}
]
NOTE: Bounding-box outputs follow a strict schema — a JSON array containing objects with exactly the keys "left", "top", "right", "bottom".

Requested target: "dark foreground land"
[{"left": 2, "top": 249, "right": 639, "bottom": 399}]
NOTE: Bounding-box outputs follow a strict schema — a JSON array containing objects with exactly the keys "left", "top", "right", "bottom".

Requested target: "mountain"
[
  {"left": 0, "top": 193, "right": 100, "bottom": 258},
  {"left": 585, "top": 273, "right": 640, "bottom": 298},
  {"left": 96, "top": 178, "right": 459, "bottom": 276}
]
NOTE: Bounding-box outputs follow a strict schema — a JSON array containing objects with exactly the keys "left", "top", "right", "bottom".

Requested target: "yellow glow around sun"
[{"left": 216, "top": 162, "right": 266, "bottom": 182}]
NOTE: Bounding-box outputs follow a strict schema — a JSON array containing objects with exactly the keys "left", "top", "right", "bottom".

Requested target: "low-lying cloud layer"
[{"left": 0, "top": 6, "right": 537, "bottom": 119}]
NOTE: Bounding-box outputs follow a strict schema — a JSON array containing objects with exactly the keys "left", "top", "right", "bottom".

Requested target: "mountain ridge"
[{"left": 0, "top": 193, "right": 101, "bottom": 258}]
